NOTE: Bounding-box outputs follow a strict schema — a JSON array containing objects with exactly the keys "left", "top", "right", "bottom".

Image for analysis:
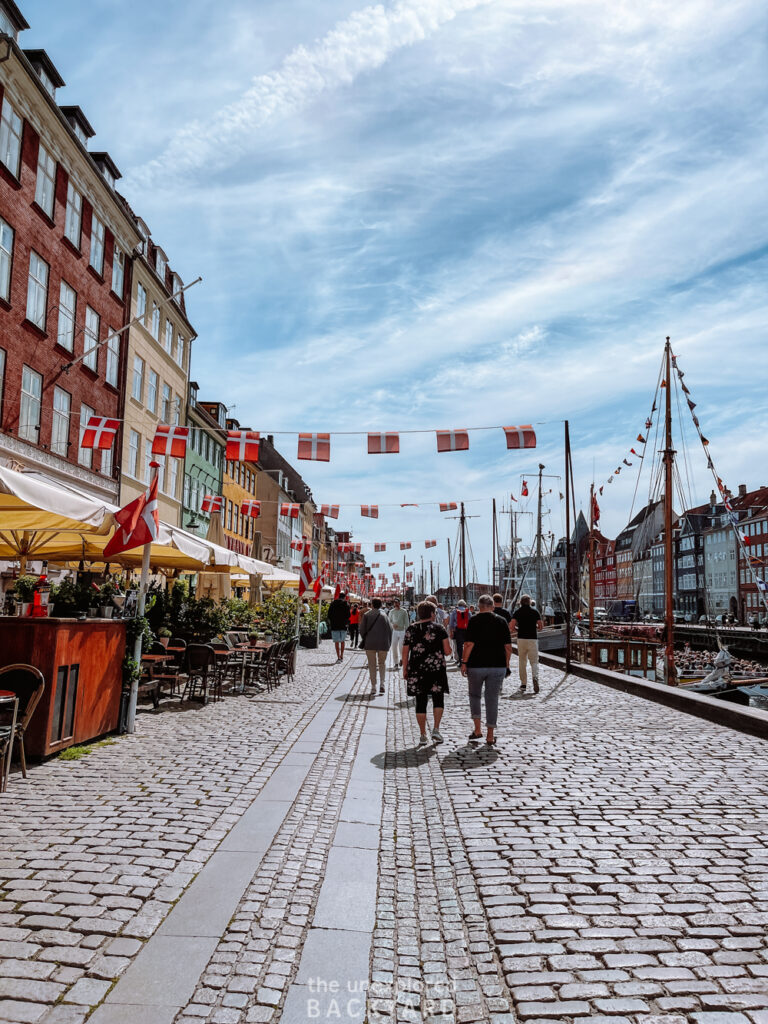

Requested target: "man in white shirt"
[{"left": 387, "top": 598, "right": 410, "bottom": 669}]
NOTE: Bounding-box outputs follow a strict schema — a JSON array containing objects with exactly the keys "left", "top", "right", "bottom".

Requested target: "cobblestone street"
[{"left": 2, "top": 648, "right": 768, "bottom": 1024}]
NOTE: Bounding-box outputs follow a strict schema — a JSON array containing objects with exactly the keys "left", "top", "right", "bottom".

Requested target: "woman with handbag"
[{"left": 360, "top": 598, "right": 393, "bottom": 695}]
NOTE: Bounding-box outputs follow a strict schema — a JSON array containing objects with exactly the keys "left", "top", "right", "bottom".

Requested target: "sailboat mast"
[
  {"left": 460, "top": 501, "right": 468, "bottom": 603},
  {"left": 663, "top": 336, "right": 677, "bottom": 685},
  {"left": 492, "top": 498, "right": 498, "bottom": 591},
  {"left": 536, "top": 465, "right": 544, "bottom": 610},
  {"left": 589, "top": 482, "right": 595, "bottom": 636}
]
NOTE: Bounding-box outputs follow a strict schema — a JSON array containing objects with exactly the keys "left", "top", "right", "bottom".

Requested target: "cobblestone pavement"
[{"left": 1, "top": 648, "right": 767, "bottom": 1024}]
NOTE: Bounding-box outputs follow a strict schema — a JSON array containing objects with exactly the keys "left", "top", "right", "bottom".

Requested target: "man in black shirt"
[
  {"left": 460, "top": 594, "right": 513, "bottom": 746},
  {"left": 327, "top": 591, "right": 351, "bottom": 663},
  {"left": 511, "top": 594, "right": 543, "bottom": 693},
  {"left": 493, "top": 593, "right": 512, "bottom": 625}
]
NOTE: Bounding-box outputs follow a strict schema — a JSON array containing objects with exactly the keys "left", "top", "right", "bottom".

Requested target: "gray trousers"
[{"left": 466, "top": 667, "right": 505, "bottom": 727}]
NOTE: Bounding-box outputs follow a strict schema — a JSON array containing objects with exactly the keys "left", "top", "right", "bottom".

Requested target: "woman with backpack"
[{"left": 449, "top": 600, "right": 471, "bottom": 665}]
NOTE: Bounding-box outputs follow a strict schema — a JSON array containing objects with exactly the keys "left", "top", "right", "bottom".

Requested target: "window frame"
[
  {"left": 105, "top": 330, "right": 120, "bottom": 387},
  {"left": 132, "top": 355, "right": 145, "bottom": 403},
  {"left": 34, "top": 142, "right": 56, "bottom": 218},
  {"left": 51, "top": 385, "right": 71, "bottom": 457},
  {"left": 57, "top": 280, "right": 76, "bottom": 352},
  {"left": 89, "top": 215, "right": 105, "bottom": 276},
  {"left": 0, "top": 96, "right": 23, "bottom": 179},
  {"left": 83, "top": 306, "right": 100, "bottom": 372},
  {"left": 111, "top": 245, "right": 124, "bottom": 298},
  {"left": 147, "top": 369, "right": 158, "bottom": 415},
  {"left": 128, "top": 429, "right": 140, "bottom": 478},
  {"left": 19, "top": 365, "right": 43, "bottom": 443},
  {"left": 78, "top": 403, "right": 94, "bottom": 468},
  {"left": 64, "top": 182, "right": 82, "bottom": 249},
  {"left": 26, "top": 250, "right": 49, "bottom": 331},
  {"left": 0, "top": 215, "right": 13, "bottom": 302}
]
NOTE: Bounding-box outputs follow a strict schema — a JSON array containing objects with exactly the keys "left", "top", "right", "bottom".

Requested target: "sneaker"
[
  {"left": 519, "top": 684, "right": 526, "bottom": 693},
  {"left": 468, "top": 731, "right": 482, "bottom": 743},
  {"left": 533, "top": 679, "right": 540, "bottom": 694},
  {"left": 432, "top": 728, "right": 443, "bottom": 744},
  {"left": 379, "top": 685, "right": 385, "bottom": 694},
  {"left": 486, "top": 737, "right": 496, "bottom": 747},
  {"left": 418, "top": 733, "right": 429, "bottom": 746}
]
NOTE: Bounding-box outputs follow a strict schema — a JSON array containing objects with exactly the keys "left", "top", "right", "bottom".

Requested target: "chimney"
[
  {"left": 267, "top": 434, "right": 274, "bottom": 446},
  {"left": 709, "top": 490, "right": 716, "bottom": 508},
  {"left": 738, "top": 484, "right": 747, "bottom": 498}
]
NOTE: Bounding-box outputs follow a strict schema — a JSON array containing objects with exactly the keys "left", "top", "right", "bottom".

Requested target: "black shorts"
[{"left": 415, "top": 690, "right": 444, "bottom": 714}]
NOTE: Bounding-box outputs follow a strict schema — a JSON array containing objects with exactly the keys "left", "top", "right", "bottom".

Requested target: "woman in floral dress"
[{"left": 402, "top": 601, "right": 453, "bottom": 746}]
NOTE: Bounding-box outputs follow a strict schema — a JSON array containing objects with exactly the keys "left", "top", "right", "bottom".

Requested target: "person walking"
[
  {"left": 493, "top": 593, "right": 512, "bottom": 625},
  {"left": 387, "top": 598, "right": 410, "bottom": 670},
  {"left": 348, "top": 604, "right": 360, "bottom": 649},
  {"left": 449, "top": 600, "right": 470, "bottom": 665},
  {"left": 402, "top": 601, "right": 452, "bottom": 746},
  {"left": 328, "top": 591, "right": 351, "bottom": 663},
  {"left": 460, "top": 594, "right": 512, "bottom": 746},
  {"left": 511, "top": 594, "right": 543, "bottom": 693},
  {"left": 360, "top": 598, "right": 392, "bottom": 694}
]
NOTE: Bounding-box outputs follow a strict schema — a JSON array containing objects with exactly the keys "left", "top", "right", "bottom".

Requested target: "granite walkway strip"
[{"left": 89, "top": 662, "right": 364, "bottom": 1024}]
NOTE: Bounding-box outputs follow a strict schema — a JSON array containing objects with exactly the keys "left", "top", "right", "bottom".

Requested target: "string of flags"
[{"left": 196, "top": 495, "right": 471, "bottom": 520}]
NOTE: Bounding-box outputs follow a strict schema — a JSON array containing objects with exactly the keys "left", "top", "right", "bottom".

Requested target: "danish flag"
[
  {"left": 152, "top": 424, "right": 189, "bottom": 458},
  {"left": 400, "top": 542, "right": 411, "bottom": 550},
  {"left": 297, "top": 433, "right": 330, "bottom": 462},
  {"left": 522, "top": 480, "right": 529, "bottom": 497},
  {"left": 374, "top": 542, "right": 386, "bottom": 552},
  {"left": 406, "top": 572, "right": 413, "bottom": 581},
  {"left": 367, "top": 432, "right": 399, "bottom": 454},
  {"left": 436, "top": 429, "right": 469, "bottom": 453},
  {"left": 405, "top": 560, "right": 413, "bottom": 567},
  {"left": 226, "top": 430, "right": 260, "bottom": 461},
  {"left": 425, "top": 540, "right": 436, "bottom": 548},
  {"left": 439, "top": 502, "right": 457, "bottom": 512},
  {"left": 361, "top": 505, "right": 379, "bottom": 518},
  {"left": 298, "top": 538, "right": 314, "bottom": 598},
  {"left": 281, "top": 503, "right": 301, "bottom": 518},
  {"left": 290, "top": 538, "right": 305, "bottom": 550},
  {"left": 201, "top": 494, "right": 223, "bottom": 514},
  {"left": 320, "top": 504, "right": 340, "bottom": 519},
  {"left": 241, "top": 499, "right": 261, "bottom": 519},
  {"left": 372, "top": 562, "right": 380, "bottom": 568},
  {"left": 503, "top": 425, "right": 536, "bottom": 450},
  {"left": 81, "top": 416, "right": 120, "bottom": 450},
  {"left": 388, "top": 561, "right": 396, "bottom": 567},
  {"left": 103, "top": 472, "right": 159, "bottom": 559}
]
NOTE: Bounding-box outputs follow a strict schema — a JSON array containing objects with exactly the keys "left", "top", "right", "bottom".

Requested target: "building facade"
[
  {"left": 739, "top": 510, "right": 768, "bottom": 623},
  {"left": 182, "top": 385, "right": 224, "bottom": 537},
  {"left": 0, "top": 22, "right": 141, "bottom": 500}
]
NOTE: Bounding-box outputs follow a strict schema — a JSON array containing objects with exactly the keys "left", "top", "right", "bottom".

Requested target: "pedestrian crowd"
[{"left": 325, "top": 589, "right": 545, "bottom": 748}]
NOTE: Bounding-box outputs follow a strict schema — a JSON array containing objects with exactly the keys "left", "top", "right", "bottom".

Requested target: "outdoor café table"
[{"left": 0, "top": 690, "right": 19, "bottom": 793}]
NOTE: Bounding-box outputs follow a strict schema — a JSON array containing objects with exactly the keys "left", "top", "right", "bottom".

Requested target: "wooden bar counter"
[{"left": 0, "top": 617, "right": 126, "bottom": 758}]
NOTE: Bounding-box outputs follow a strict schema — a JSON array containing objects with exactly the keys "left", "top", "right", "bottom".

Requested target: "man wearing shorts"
[{"left": 327, "top": 591, "right": 351, "bottom": 663}]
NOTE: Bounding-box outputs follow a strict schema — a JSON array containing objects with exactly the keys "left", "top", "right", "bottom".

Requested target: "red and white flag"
[
  {"left": 152, "top": 424, "right": 189, "bottom": 458},
  {"left": 241, "top": 499, "right": 261, "bottom": 519},
  {"left": 281, "top": 503, "right": 301, "bottom": 518},
  {"left": 503, "top": 425, "right": 536, "bottom": 450},
  {"left": 424, "top": 539, "right": 436, "bottom": 548},
  {"left": 201, "top": 494, "right": 223, "bottom": 514},
  {"left": 81, "top": 416, "right": 120, "bottom": 450},
  {"left": 361, "top": 505, "right": 379, "bottom": 518},
  {"left": 439, "top": 502, "right": 457, "bottom": 512},
  {"left": 367, "top": 432, "right": 399, "bottom": 454},
  {"left": 298, "top": 539, "right": 313, "bottom": 597},
  {"left": 374, "top": 542, "right": 386, "bottom": 552},
  {"left": 436, "top": 429, "right": 469, "bottom": 453},
  {"left": 400, "top": 542, "right": 411, "bottom": 550},
  {"left": 406, "top": 572, "right": 413, "bottom": 581},
  {"left": 406, "top": 560, "right": 413, "bottom": 567},
  {"left": 521, "top": 480, "right": 529, "bottom": 497},
  {"left": 290, "top": 538, "right": 304, "bottom": 550},
  {"left": 372, "top": 562, "right": 380, "bottom": 568},
  {"left": 400, "top": 503, "right": 419, "bottom": 508},
  {"left": 388, "top": 561, "right": 396, "bottom": 566},
  {"left": 320, "top": 504, "right": 340, "bottom": 519},
  {"left": 226, "top": 430, "right": 260, "bottom": 461},
  {"left": 298, "top": 433, "right": 330, "bottom": 462},
  {"left": 103, "top": 472, "right": 159, "bottom": 559}
]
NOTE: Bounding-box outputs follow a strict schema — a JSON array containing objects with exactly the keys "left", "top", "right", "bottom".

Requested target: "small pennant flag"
[
  {"left": 510, "top": 494, "right": 517, "bottom": 502},
  {"left": 241, "top": 499, "right": 261, "bottom": 518},
  {"left": 682, "top": 382, "right": 690, "bottom": 394},
  {"left": 439, "top": 502, "right": 458, "bottom": 512},
  {"left": 623, "top": 459, "right": 632, "bottom": 466},
  {"left": 367, "top": 432, "right": 400, "bottom": 454},
  {"left": 201, "top": 494, "right": 223, "bottom": 513},
  {"left": 226, "top": 430, "right": 260, "bottom": 461},
  {"left": 400, "top": 503, "right": 419, "bottom": 508},
  {"left": 645, "top": 417, "right": 653, "bottom": 430},
  {"left": 599, "top": 486, "right": 603, "bottom": 496},
  {"left": 660, "top": 379, "right": 667, "bottom": 388},
  {"left": 81, "top": 416, "right": 120, "bottom": 450},
  {"left": 687, "top": 398, "right": 696, "bottom": 410},
  {"left": 361, "top": 505, "right": 379, "bottom": 518},
  {"left": 297, "top": 433, "right": 330, "bottom": 462},
  {"left": 425, "top": 540, "right": 436, "bottom": 549},
  {"left": 388, "top": 561, "right": 396, "bottom": 567},
  {"left": 615, "top": 467, "right": 621, "bottom": 474},
  {"left": 630, "top": 448, "right": 639, "bottom": 456},
  {"left": 152, "top": 424, "right": 189, "bottom": 458},
  {"left": 280, "top": 503, "right": 301, "bottom": 518},
  {"left": 290, "top": 538, "right": 304, "bottom": 550},
  {"left": 400, "top": 542, "right": 412, "bottom": 550},
  {"left": 503, "top": 425, "right": 536, "bottom": 450},
  {"left": 637, "top": 434, "right": 646, "bottom": 444},
  {"left": 521, "top": 480, "right": 529, "bottom": 497},
  {"left": 608, "top": 475, "right": 613, "bottom": 483},
  {"left": 320, "top": 504, "right": 339, "bottom": 519},
  {"left": 436, "top": 429, "right": 469, "bottom": 453}
]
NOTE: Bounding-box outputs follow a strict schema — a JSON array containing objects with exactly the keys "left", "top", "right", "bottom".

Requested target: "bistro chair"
[
  {"left": 0, "top": 664, "right": 45, "bottom": 779},
  {"left": 278, "top": 638, "right": 299, "bottom": 684},
  {"left": 181, "top": 644, "right": 220, "bottom": 704}
]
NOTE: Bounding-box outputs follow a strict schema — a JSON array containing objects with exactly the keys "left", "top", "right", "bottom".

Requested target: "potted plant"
[
  {"left": 157, "top": 626, "right": 172, "bottom": 648},
  {"left": 49, "top": 578, "right": 81, "bottom": 618},
  {"left": 14, "top": 575, "right": 38, "bottom": 616},
  {"left": 98, "top": 580, "right": 120, "bottom": 619}
]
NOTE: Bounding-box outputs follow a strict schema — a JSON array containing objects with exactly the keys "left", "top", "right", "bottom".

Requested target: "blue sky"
[{"left": 24, "top": 0, "right": 768, "bottom": 587}]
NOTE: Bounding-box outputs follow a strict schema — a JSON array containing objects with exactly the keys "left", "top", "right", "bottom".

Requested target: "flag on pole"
[
  {"left": 592, "top": 494, "right": 601, "bottom": 523},
  {"left": 503, "top": 425, "right": 536, "bottom": 449},
  {"left": 361, "top": 505, "right": 379, "bottom": 518},
  {"left": 81, "top": 416, "right": 120, "bottom": 450},
  {"left": 241, "top": 499, "right": 261, "bottom": 518},
  {"left": 297, "top": 433, "right": 330, "bottom": 461},
  {"left": 280, "top": 503, "right": 301, "bottom": 518},
  {"left": 521, "top": 480, "right": 529, "bottom": 497},
  {"left": 201, "top": 495, "right": 223, "bottom": 513},
  {"left": 299, "top": 539, "right": 314, "bottom": 597},
  {"left": 367, "top": 432, "right": 400, "bottom": 454},
  {"left": 226, "top": 430, "right": 260, "bottom": 461},
  {"left": 436, "top": 429, "right": 469, "bottom": 452},
  {"left": 103, "top": 473, "right": 159, "bottom": 559},
  {"left": 152, "top": 424, "right": 189, "bottom": 458}
]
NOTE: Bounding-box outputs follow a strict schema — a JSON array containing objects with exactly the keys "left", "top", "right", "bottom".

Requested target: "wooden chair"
[
  {"left": 181, "top": 644, "right": 220, "bottom": 703},
  {"left": 0, "top": 664, "right": 45, "bottom": 778},
  {"left": 277, "top": 638, "right": 299, "bottom": 684}
]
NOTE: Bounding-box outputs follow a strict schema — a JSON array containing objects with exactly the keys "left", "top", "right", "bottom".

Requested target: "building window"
[
  {"left": 144, "top": 440, "right": 153, "bottom": 483},
  {"left": 183, "top": 474, "right": 191, "bottom": 508},
  {"left": 0, "top": 97, "right": 23, "bottom": 178},
  {"left": 156, "top": 251, "right": 167, "bottom": 281},
  {"left": 0, "top": 216, "right": 14, "bottom": 302},
  {"left": 106, "top": 331, "right": 119, "bottom": 387},
  {"left": 164, "top": 319, "right": 173, "bottom": 354},
  {"left": 173, "top": 395, "right": 181, "bottom": 425},
  {"left": 147, "top": 369, "right": 158, "bottom": 414},
  {"left": 35, "top": 143, "right": 56, "bottom": 217},
  {"left": 168, "top": 458, "right": 178, "bottom": 500},
  {"left": 136, "top": 283, "right": 147, "bottom": 321},
  {"left": 128, "top": 429, "right": 140, "bottom": 477},
  {"left": 234, "top": 506, "right": 239, "bottom": 534},
  {"left": 78, "top": 404, "right": 94, "bottom": 468},
  {"left": 111, "top": 246, "right": 124, "bottom": 298},
  {"left": 19, "top": 365, "right": 42, "bottom": 442},
  {"left": 57, "top": 281, "right": 76, "bottom": 352},
  {"left": 151, "top": 302, "right": 160, "bottom": 339},
  {"left": 51, "top": 386, "right": 71, "bottom": 456},
  {"left": 132, "top": 355, "right": 144, "bottom": 402},
  {"left": 227, "top": 500, "right": 233, "bottom": 531},
  {"left": 161, "top": 383, "right": 171, "bottom": 422},
  {"left": 84, "top": 306, "right": 100, "bottom": 372},
  {"left": 101, "top": 445, "right": 113, "bottom": 477},
  {"left": 89, "top": 215, "right": 105, "bottom": 275},
  {"left": 176, "top": 335, "right": 184, "bottom": 367},
  {"left": 26, "top": 251, "right": 49, "bottom": 331},
  {"left": 64, "top": 183, "right": 82, "bottom": 248}
]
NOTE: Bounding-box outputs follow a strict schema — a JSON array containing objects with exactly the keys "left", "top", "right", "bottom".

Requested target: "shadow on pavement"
[
  {"left": 541, "top": 671, "right": 579, "bottom": 703},
  {"left": 394, "top": 698, "right": 415, "bottom": 709},
  {"left": 370, "top": 746, "right": 437, "bottom": 769},
  {"left": 440, "top": 745, "right": 500, "bottom": 770},
  {"left": 508, "top": 691, "right": 537, "bottom": 701},
  {"left": 335, "top": 692, "right": 376, "bottom": 703}
]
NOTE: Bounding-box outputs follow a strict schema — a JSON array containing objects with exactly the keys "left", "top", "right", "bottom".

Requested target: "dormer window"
[
  {"left": 24, "top": 50, "right": 65, "bottom": 99},
  {"left": 60, "top": 106, "right": 95, "bottom": 150},
  {"left": 156, "top": 249, "right": 167, "bottom": 282},
  {"left": 189, "top": 382, "right": 198, "bottom": 407},
  {"left": 91, "top": 152, "right": 121, "bottom": 191},
  {"left": 0, "top": 2, "right": 29, "bottom": 40}
]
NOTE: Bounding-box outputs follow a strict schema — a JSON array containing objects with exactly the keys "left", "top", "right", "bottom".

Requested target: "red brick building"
[
  {"left": 593, "top": 533, "right": 617, "bottom": 605},
  {"left": 0, "top": 11, "right": 141, "bottom": 500},
  {"left": 735, "top": 487, "right": 768, "bottom": 623}
]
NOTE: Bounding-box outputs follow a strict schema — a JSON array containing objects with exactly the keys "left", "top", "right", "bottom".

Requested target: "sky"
[{"left": 22, "top": 0, "right": 768, "bottom": 588}]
